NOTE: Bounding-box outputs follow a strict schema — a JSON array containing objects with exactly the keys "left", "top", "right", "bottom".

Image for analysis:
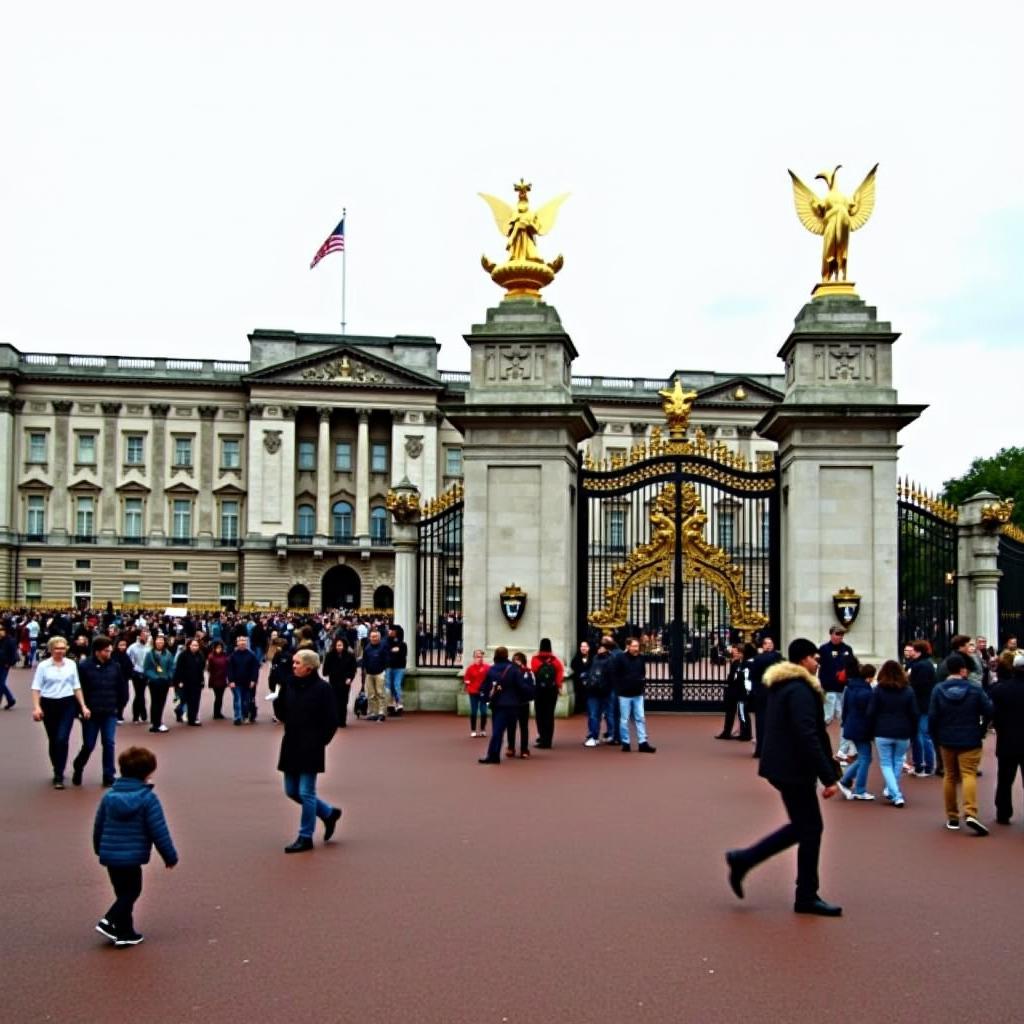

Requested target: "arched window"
[
  {"left": 332, "top": 501, "right": 353, "bottom": 541},
  {"left": 296, "top": 503, "right": 315, "bottom": 538},
  {"left": 371, "top": 506, "right": 389, "bottom": 543}
]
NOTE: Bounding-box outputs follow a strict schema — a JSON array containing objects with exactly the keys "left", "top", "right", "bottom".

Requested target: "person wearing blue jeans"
[
  {"left": 0, "top": 624, "right": 18, "bottom": 708},
  {"left": 836, "top": 659, "right": 875, "bottom": 799},
  {"left": 275, "top": 649, "right": 341, "bottom": 853},
  {"left": 72, "top": 637, "right": 128, "bottom": 786},
  {"left": 611, "top": 639, "right": 656, "bottom": 753},
  {"left": 905, "top": 641, "right": 937, "bottom": 775},
  {"left": 387, "top": 625, "right": 408, "bottom": 712},
  {"left": 868, "top": 660, "right": 919, "bottom": 807},
  {"left": 227, "top": 635, "right": 261, "bottom": 726},
  {"left": 32, "top": 637, "right": 90, "bottom": 787}
]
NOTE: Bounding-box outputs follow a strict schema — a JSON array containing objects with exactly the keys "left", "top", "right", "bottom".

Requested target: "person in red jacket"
[
  {"left": 530, "top": 638, "right": 564, "bottom": 749},
  {"left": 463, "top": 649, "right": 489, "bottom": 737}
]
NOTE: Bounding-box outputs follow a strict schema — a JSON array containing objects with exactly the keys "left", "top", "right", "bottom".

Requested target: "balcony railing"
[
  {"left": 370, "top": 533, "right": 392, "bottom": 547},
  {"left": 117, "top": 535, "right": 150, "bottom": 546},
  {"left": 217, "top": 536, "right": 240, "bottom": 547},
  {"left": 20, "top": 533, "right": 48, "bottom": 543},
  {"left": 287, "top": 534, "right": 314, "bottom": 545},
  {"left": 331, "top": 533, "right": 355, "bottom": 546},
  {"left": 73, "top": 533, "right": 97, "bottom": 544},
  {"left": 169, "top": 536, "right": 197, "bottom": 547}
]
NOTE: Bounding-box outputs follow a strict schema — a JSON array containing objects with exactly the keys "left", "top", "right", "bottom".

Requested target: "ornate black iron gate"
[
  {"left": 998, "top": 525, "right": 1024, "bottom": 645},
  {"left": 577, "top": 404, "right": 779, "bottom": 711},
  {"left": 415, "top": 483, "right": 464, "bottom": 667},
  {"left": 897, "top": 481, "right": 958, "bottom": 653}
]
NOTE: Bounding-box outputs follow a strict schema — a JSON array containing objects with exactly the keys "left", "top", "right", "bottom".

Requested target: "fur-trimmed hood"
[{"left": 763, "top": 660, "right": 825, "bottom": 701}]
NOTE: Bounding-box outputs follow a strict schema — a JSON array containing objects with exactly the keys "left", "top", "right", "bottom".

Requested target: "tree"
[{"left": 943, "top": 447, "right": 1024, "bottom": 526}]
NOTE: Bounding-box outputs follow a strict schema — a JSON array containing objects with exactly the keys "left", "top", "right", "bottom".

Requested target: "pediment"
[
  {"left": 696, "top": 377, "right": 784, "bottom": 406},
  {"left": 68, "top": 477, "right": 102, "bottom": 493},
  {"left": 212, "top": 482, "right": 247, "bottom": 497},
  {"left": 116, "top": 480, "right": 152, "bottom": 494},
  {"left": 166, "top": 481, "right": 199, "bottom": 496},
  {"left": 245, "top": 345, "right": 441, "bottom": 391},
  {"left": 18, "top": 476, "right": 53, "bottom": 492}
]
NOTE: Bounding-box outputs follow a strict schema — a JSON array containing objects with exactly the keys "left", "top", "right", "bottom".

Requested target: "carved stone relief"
[
  {"left": 812, "top": 343, "right": 877, "bottom": 383},
  {"left": 299, "top": 356, "right": 387, "bottom": 384},
  {"left": 404, "top": 435, "right": 424, "bottom": 459},
  {"left": 263, "top": 430, "right": 282, "bottom": 454}
]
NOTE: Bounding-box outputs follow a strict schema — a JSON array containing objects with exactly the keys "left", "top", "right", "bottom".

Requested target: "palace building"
[{"left": 0, "top": 328, "right": 783, "bottom": 611}]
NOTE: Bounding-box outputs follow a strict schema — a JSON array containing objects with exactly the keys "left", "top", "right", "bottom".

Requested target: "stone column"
[
  {"left": 148, "top": 404, "right": 170, "bottom": 539},
  {"left": 316, "top": 407, "right": 332, "bottom": 537},
  {"left": 244, "top": 403, "right": 265, "bottom": 537},
  {"left": 355, "top": 409, "right": 370, "bottom": 540},
  {"left": 100, "top": 402, "right": 122, "bottom": 538},
  {"left": 0, "top": 396, "right": 20, "bottom": 534},
  {"left": 956, "top": 492, "right": 1003, "bottom": 641},
  {"left": 197, "top": 405, "right": 218, "bottom": 541},
  {"left": 446, "top": 299, "right": 595, "bottom": 706},
  {"left": 757, "top": 294, "right": 925, "bottom": 661},
  {"left": 50, "top": 401, "right": 74, "bottom": 539}
]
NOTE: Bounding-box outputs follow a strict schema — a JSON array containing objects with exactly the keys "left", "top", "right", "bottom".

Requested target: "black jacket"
[
  {"left": 929, "top": 676, "right": 993, "bottom": 750},
  {"left": 610, "top": 649, "right": 646, "bottom": 698},
  {"left": 275, "top": 672, "right": 338, "bottom": 774},
  {"left": 172, "top": 649, "right": 206, "bottom": 688},
  {"left": 758, "top": 662, "right": 840, "bottom": 787},
  {"left": 584, "top": 652, "right": 612, "bottom": 696},
  {"left": 724, "top": 659, "right": 747, "bottom": 702},
  {"left": 990, "top": 669, "right": 1024, "bottom": 756},
  {"left": 907, "top": 658, "right": 937, "bottom": 716},
  {"left": 481, "top": 661, "right": 526, "bottom": 710},
  {"left": 817, "top": 641, "right": 854, "bottom": 693},
  {"left": 749, "top": 650, "right": 782, "bottom": 711},
  {"left": 78, "top": 655, "right": 129, "bottom": 718},
  {"left": 387, "top": 627, "right": 408, "bottom": 670},
  {"left": 868, "top": 685, "right": 919, "bottom": 740}
]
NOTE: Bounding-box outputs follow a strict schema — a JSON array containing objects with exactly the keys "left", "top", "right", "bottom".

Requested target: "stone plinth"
[
  {"left": 757, "top": 294, "right": 925, "bottom": 661},
  {"left": 446, "top": 299, "right": 595, "bottom": 685},
  {"left": 955, "top": 491, "right": 1003, "bottom": 641}
]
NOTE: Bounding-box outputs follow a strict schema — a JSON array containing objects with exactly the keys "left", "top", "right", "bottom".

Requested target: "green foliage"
[{"left": 943, "top": 447, "right": 1024, "bottom": 525}]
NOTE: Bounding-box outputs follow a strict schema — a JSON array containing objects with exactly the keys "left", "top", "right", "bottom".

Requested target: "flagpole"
[{"left": 341, "top": 207, "right": 347, "bottom": 335}]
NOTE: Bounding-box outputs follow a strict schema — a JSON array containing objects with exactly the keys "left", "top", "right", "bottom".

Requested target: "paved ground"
[{"left": 3, "top": 665, "right": 1022, "bottom": 1024}]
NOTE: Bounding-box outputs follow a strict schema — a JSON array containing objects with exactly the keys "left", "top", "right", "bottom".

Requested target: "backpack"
[{"left": 536, "top": 660, "right": 557, "bottom": 690}]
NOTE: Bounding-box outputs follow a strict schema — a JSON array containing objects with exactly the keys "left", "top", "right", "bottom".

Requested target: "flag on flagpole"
[{"left": 310, "top": 217, "right": 345, "bottom": 269}]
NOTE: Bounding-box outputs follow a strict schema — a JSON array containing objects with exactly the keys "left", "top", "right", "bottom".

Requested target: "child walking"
[{"left": 93, "top": 746, "right": 178, "bottom": 946}]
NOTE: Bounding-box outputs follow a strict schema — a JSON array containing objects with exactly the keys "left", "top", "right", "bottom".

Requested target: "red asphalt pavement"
[{"left": 2, "top": 664, "right": 1022, "bottom": 1024}]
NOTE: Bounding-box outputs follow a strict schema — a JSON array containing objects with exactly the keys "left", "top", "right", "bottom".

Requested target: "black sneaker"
[
  {"left": 323, "top": 807, "right": 343, "bottom": 842},
  {"left": 964, "top": 816, "right": 990, "bottom": 836},
  {"left": 52, "top": 777, "right": 65, "bottom": 790},
  {"left": 945, "top": 818, "right": 960, "bottom": 830},
  {"left": 638, "top": 742, "right": 657, "bottom": 754},
  {"left": 71, "top": 768, "right": 84, "bottom": 786},
  {"left": 794, "top": 897, "right": 842, "bottom": 917},
  {"left": 114, "top": 930, "right": 145, "bottom": 946},
  {"left": 621, "top": 742, "right": 631, "bottom": 752},
  {"left": 284, "top": 837, "right": 314, "bottom": 854},
  {"left": 95, "top": 918, "right": 118, "bottom": 941}
]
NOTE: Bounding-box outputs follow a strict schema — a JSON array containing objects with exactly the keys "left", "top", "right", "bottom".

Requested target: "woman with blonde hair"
[
  {"left": 868, "top": 660, "right": 919, "bottom": 808},
  {"left": 31, "top": 636, "right": 89, "bottom": 788}
]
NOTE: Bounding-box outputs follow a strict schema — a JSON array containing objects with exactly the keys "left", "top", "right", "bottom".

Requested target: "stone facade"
[{"left": 0, "top": 328, "right": 784, "bottom": 611}]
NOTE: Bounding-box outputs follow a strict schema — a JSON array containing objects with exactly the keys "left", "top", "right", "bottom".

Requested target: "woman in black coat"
[
  {"left": 322, "top": 636, "right": 357, "bottom": 727},
  {"left": 275, "top": 649, "right": 340, "bottom": 853},
  {"left": 172, "top": 637, "right": 206, "bottom": 726},
  {"left": 478, "top": 647, "right": 526, "bottom": 765},
  {"left": 867, "top": 660, "right": 919, "bottom": 808}
]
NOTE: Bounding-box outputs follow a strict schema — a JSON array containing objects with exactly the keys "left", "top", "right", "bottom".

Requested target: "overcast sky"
[{"left": 2, "top": 2, "right": 1019, "bottom": 491}]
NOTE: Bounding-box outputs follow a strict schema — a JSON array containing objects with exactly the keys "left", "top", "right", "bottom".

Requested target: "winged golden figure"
[
  {"left": 479, "top": 180, "right": 569, "bottom": 299},
  {"left": 788, "top": 164, "right": 878, "bottom": 286}
]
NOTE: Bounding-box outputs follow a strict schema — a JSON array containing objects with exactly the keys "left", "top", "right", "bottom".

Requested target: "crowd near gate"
[
  {"left": 896, "top": 481, "right": 958, "bottom": 653},
  {"left": 576, "top": 432, "right": 779, "bottom": 711},
  {"left": 415, "top": 485, "right": 464, "bottom": 667},
  {"left": 998, "top": 524, "right": 1024, "bottom": 643}
]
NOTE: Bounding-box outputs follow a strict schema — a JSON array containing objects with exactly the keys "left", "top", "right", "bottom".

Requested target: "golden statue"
[
  {"left": 479, "top": 180, "right": 568, "bottom": 299},
  {"left": 657, "top": 378, "right": 697, "bottom": 441},
  {"left": 788, "top": 163, "right": 878, "bottom": 297}
]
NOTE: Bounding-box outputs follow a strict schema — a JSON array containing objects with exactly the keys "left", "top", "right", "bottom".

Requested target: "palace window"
[
  {"left": 297, "top": 440, "right": 316, "bottom": 471},
  {"left": 445, "top": 447, "right": 463, "bottom": 476},
  {"left": 761, "top": 511, "right": 771, "bottom": 552},
  {"left": 220, "top": 582, "right": 238, "bottom": 602},
  {"left": 27, "top": 432, "right": 47, "bottom": 464},
  {"left": 24, "top": 578, "right": 42, "bottom": 603},
  {"left": 607, "top": 507, "right": 626, "bottom": 552},
  {"left": 124, "top": 559, "right": 140, "bottom": 571},
  {"left": 171, "top": 581, "right": 189, "bottom": 604},
  {"left": 173, "top": 436, "right": 193, "bottom": 468},
  {"left": 371, "top": 443, "right": 388, "bottom": 473},
  {"left": 296, "top": 503, "right": 315, "bottom": 537},
  {"left": 171, "top": 499, "right": 192, "bottom": 540},
  {"left": 220, "top": 500, "right": 239, "bottom": 541},
  {"left": 123, "top": 498, "right": 143, "bottom": 538},
  {"left": 220, "top": 561, "right": 237, "bottom": 573},
  {"left": 370, "top": 506, "right": 389, "bottom": 543},
  {"left": 125, "top": 434, "right": 145, "bottom": 465},
  {"left": 335, "top": 442, "right": 352, "bottom": 472},
  {"left": 76, "top": 433, "right": 97, "bottom": 464},
  {"left": 221, "top": 438, "right": 241, "bottom": 469},
  {"left": 75, "top": 559, "right": 91, "bottom": 570},
  {"left": 717, "top": 509, "right": 735, "bottom": 553},
  {"left": 172, "top": 561, "right": 188, "bottom": 572},
  {"left": 26, "top": 495, "right": 45, "bottom": 537},
  {"left": 75, "top": 496, "right": 95, "bottom": 538},
  {"left": 26, "top": 557, "right": 42, "bottom": 569},
  {"left": 74, "top": 580, "right": 92, "bottom": 607},
  {"left": 122, "top": 583, "right": 141, "bottom": 606},
  {"left": 332, "top": 501, "right": 353, "bottom": 541}
]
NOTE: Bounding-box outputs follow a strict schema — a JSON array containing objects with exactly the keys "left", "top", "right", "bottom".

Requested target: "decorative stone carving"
[
  {"left": 0, "top": 397, "right": 25, "bottom": 413},
  {"left": 127, "top": 404, "right": 144, "bottom": 414},
  {"left": 630, "top": 422, "right": 649, "bottom": 435},
  {"left": 149, "top": 403, "right": 170, "bottom": 418},
  {"left": 421, "top": 411, "right": 437, "bottom": 424},
  {"left": 404, "top": 435, "right": 423, "bottom": 459},
  {"left": 812, "top": 343, "right": 877, "bottom": 383},
  {"left": 263, "top": 430, "right": 282, "bottom": 454},
  {"left": 174, "top": 407, "right": 194, "bottom": 416},
  {"left": 737, "top": 425, "right": 754, "bottom": 438},
  {"left": 300, "top": 356, "right": 386, "bottom": 384},
  {"left": 279, "top": 406, "right": 298, "bottom": 417},
  {"left": 101, "top": 402, "right": 123, "bottom": 417},
  {"left": 78, "top": 403, "right": 96, "bottom": 413},
  {"left": 197, "top": 405, "right": 218, "bottom": 420},
  {"left": 247, "top": 403, "right": 265, "bottom": 418},
  {"left": 317, "top": 406, "right": 332, "bottom": 422},
  {"left": 52, "top": 400, "right": 74, "bottom": 415},
  {"left": 31, "top": 401, "right": 47, "bottom": 412}
]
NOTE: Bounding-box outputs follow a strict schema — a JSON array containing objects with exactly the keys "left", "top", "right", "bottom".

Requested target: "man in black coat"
[
  {"left": 275, "top": 649, "right": 341, "bottom": 853},
  {"left": 991, "top": 655, "right": 1024, "bottom": 825},
  {"left": 748, "top": 636, "right": 783, "bottom": 757},
  {"left": 725, "top": 638, "right": 843, "bottom": 916},
  {"left": 72, "top": 636, "right": 129, "bottom": 787}
]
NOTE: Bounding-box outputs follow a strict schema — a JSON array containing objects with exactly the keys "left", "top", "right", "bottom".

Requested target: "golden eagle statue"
[
  {"left": 788, "top": 164, "right": 878, "bottom": 296},
  {"left": 479, "top": 180, "right": 568, "bottom": 299}
]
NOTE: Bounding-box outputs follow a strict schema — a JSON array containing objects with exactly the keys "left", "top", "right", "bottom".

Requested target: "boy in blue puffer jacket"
[{"left": 93, "top": 746, "right": 178, "bottom": 946}]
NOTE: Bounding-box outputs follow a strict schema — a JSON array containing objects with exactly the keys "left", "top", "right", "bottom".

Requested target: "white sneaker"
[
  {"left": 883, "top": 787, "right": 891, "bottom": 800},
  {"left": 837, "top": 782, "right": 854, "bottom": 800},
  {"left": 584, "top": 738, "right": 598, "bottom": 747},
  {"left": 853, "top": 792, "right": 876, "bottom": 801},
  {"left": 156, "top": 724, "right": 169, "bottom": 733},
  {"left": 471, "top": 731, "right": 478, "bottom": 738}
]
